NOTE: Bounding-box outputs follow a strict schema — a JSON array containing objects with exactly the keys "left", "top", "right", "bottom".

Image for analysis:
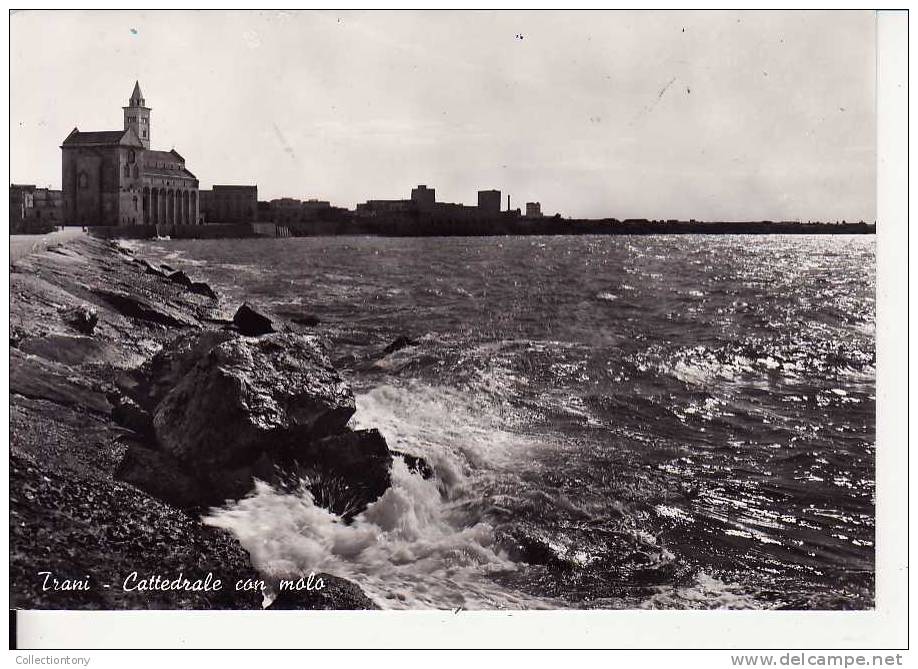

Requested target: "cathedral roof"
[
  {"left": 61, "top": 128, "right": 144, "bottom": 147},
  {"left": 143, "top": 166, "right": 197, "bottom": 180},
  {"left": 145, "top": 149, "right": 184, "bottom": 164},
  {"left": 143, "top": 149, "right": 196, "bottom": 179}
]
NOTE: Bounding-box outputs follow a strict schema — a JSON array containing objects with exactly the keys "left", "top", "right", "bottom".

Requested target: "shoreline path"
[{"left": 10, "top": 227, "right": 87, "bottom": 263}]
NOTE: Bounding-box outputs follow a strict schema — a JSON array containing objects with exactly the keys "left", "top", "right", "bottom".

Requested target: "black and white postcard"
[{"left": 6, "top": 7, "right": 909, "bottom": 656}]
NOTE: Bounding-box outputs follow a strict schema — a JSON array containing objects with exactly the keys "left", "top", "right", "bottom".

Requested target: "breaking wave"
[{"left": 204, "top": 383, "right": 555, "bottom": 609}]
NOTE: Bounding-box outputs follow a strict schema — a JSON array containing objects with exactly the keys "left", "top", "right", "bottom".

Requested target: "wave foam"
[{"left": 204, "top": 382, "right": 554, "bottom": 609}]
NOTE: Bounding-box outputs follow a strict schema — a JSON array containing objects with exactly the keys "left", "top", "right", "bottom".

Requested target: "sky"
[{"left": 10, "top": 10, "right": 876, "bottom": 221}]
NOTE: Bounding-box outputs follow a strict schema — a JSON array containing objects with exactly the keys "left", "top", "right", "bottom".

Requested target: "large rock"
[
  {"left": 10, "top": 348, "right": 112, "bottom": 415},
  {"left": 288, "top": 428, "right": 392, "bottom": 517},
  {"left": 140, "top": 330, "right": 236, "bottom": 407},
  {"left": 153, "top": 332, "right": 355, "bottom": 469},
  {"left": 382, "top": 335, "right": 420, "bottom": 356},
  {"left": 266, "top": 574, "right": 379, "bottom": 610},
  {"left": 233, "top": 302, "right": 274, "bottom": 336},
  {"left": 167, "top": 270, "right": 193, "bottom": 287},
  {"left": 61, "top": 304, "right": 99, "bottom": 335},
  {"left": 109, "top": 393, "right": 154, "bottom": 438},
  {"left": 92, "top": 288, "right": 199, "bottom": 328},
  {"left": 189, "top": 281, "right": 217, "bottom": 299},
  {"left": 115, "top": 444, "right": 207, "bottom": 509},
  {"left": 18, "top": 334, "right": 111, "bottom": 367},
  {"left": 133, "top": 257, "right": 166, "bottom": 277}
]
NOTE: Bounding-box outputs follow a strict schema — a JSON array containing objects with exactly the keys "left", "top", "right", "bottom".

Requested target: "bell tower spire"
[{"left": 123, "top": 80, "right": 151, "bottom": 148}]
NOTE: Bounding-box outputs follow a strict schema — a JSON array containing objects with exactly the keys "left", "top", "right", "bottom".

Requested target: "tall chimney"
[{"left": 507, "top": 194, "right": 510, "bottom": 211}]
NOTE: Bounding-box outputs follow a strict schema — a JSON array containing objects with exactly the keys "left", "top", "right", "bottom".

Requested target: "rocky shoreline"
[{"left": 10, "top": 234, "right": 390, "bottom": 610}]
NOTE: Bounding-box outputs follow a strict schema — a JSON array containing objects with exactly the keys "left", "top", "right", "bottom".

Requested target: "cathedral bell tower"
[{"left": 123, "top": 80, "right": 151, "bottom": 149}]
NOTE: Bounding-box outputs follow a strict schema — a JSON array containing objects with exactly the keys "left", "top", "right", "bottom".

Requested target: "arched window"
[
  {"left": 78, "top": 172, "right": 88, "bottom": 189},
  {"left": 133, "top": 165, "right": 139, "bottom": 179},
  {"left": 133, "top": 196, "right": 138, "bottom": 212},
  {"left": 123, "top": 164, "right": 130, "bottom": 178},
  {"left": 128, "top": 150, "right": 135, "bottom": 164}
]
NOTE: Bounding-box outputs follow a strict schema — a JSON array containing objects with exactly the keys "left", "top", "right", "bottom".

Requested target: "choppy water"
[{"left": 139, "top": 235, "right": 875, "bottom": 610}]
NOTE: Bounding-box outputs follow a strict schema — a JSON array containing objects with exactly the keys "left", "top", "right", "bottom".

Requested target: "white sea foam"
[{"left": 204, "top": 382, "right": 554, "bottom": 609}]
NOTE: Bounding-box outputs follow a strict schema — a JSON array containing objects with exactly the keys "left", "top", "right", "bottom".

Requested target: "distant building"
[
  {"left": 32, "top": 187, "right": 63, "bottom": 226},
  {"left": 302, "top": 199, "right": 332, "bottom": 217},
  {"left": 61, "top": 81, "right": 200, "bottom": 226},
  {"left": 264, "top": 197, "right": 333, "bottom": 223},
  {"left": 356, "top": 184, "right": 438, "bottom": 218},
  {"left": 410, "top": 185, "right": 436, "bottom": 210},
  {"left": 10, "top": 184, "right": 63, "bottom": 232},
  {"left": 200, "top": 185, "right": 258, "bottom": 223},
  {"left": 268, "top": 197, "right": 305, "bottom": 224},
  {"left": 355, "top": 198, "right": 412, "bottom": 218},
  {"left": 525, "top": 202, "right": 542, "bottom": 218},
  {"left": 358, "top": 185, "right": 520, "bottom": 224},
  {"left": 257, "top": 200, "right": 272, "bottom": 220},
  {"left": 10, "top": 184, "right": 35, "bottom": 229},
  {"left": 477, "top": 189, "right": 501, "bottom": 214}
]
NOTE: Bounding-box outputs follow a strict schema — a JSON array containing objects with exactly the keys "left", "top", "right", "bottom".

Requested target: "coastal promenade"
[{"left": 9, "top": 227, "right": 85, "bottom": 263}]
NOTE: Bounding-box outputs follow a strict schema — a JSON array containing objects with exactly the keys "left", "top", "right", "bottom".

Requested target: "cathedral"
[{"left": 61, "top": 81, "right": 200, "bottom": 226}]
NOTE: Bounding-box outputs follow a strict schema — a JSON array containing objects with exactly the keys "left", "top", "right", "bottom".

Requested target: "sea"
[{"left": 137, "top": 234, "right": 875, "bottom": 610}]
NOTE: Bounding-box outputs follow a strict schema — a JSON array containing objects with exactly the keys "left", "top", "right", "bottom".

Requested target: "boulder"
[
  {"left": 19, "top": 334, "right": 109, "bottom": 367},
  {"left": 500, "top": 528, "right": 576, "bottom": 571},
  {"left": 109, "top": 394, "right": 154, "bottom": 438},
  {"left": 167, "top": 270, "right": 193, "bottom": 288},
  {"left": 382, "top": 335, "right": 420, "bottom": 355},
  {"left": 134, "top": 257, "right": 166, "bottom": 277},
  {"left": 266, "top": 574, "right": 379, "bottom": 610},
  {"left": 115, "top": 444, "right": 206, "bottom": 509},
  {"left": 10, "top": 348, "right": 112, "bottom": 415},
  {"left": 232, "top": 302, "right": 274, "bottom": 336},
  {"left": 140, "top": 330, "right": 236, "bottom": 407},
  {"left": 202, "top": 451, "right": 277, "bottom": 505},
  {"left": 92, "top": 288, "right": 199, "bottom": 328},
  {"left": 165, "top": 269, "right": 217, "bottom": 299},
  {"left": 189, "top": 281, "right": 218, "bottom": 299},
  {"left": 153, "top": 332, "right": 355, "bottom": 469},
  {"left": 289, "top": 428, "right": 392, "bottom": 516},
  {"left": 61, "top": 304, "right": 99, "bottom": 335}
]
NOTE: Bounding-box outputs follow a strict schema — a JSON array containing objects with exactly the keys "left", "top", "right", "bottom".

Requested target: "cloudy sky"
[{"left": 11, "top": 10, "right": 876, "bottom": 220}]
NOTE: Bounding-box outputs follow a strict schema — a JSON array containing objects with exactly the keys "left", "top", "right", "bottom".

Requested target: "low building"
[
  {"left": 32, "top": 187, "right": 64, "bottom": 226},
  {"left": 200, "top": 185, "right": 258, "bottom": 224},
  {"left": 268, "top": 197, "right": 304, "bottom": 224},
  {"left": 525, "top": 202, "right": 542, "bottom": 218},
  {"left": 10, "top": 184, "right": 63, "bottom": 232},
  {"left": 265, "top": 197, "right": 333, "bottom": 223},
  {"left": 355, "top": 198, "right": 412, "bottom": 217},
  {"left": 358, "top": 185, "right": 519, "bottom": 224},
  {"left": 10, "top": 184, "right": 35, "bottom": 230}
]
